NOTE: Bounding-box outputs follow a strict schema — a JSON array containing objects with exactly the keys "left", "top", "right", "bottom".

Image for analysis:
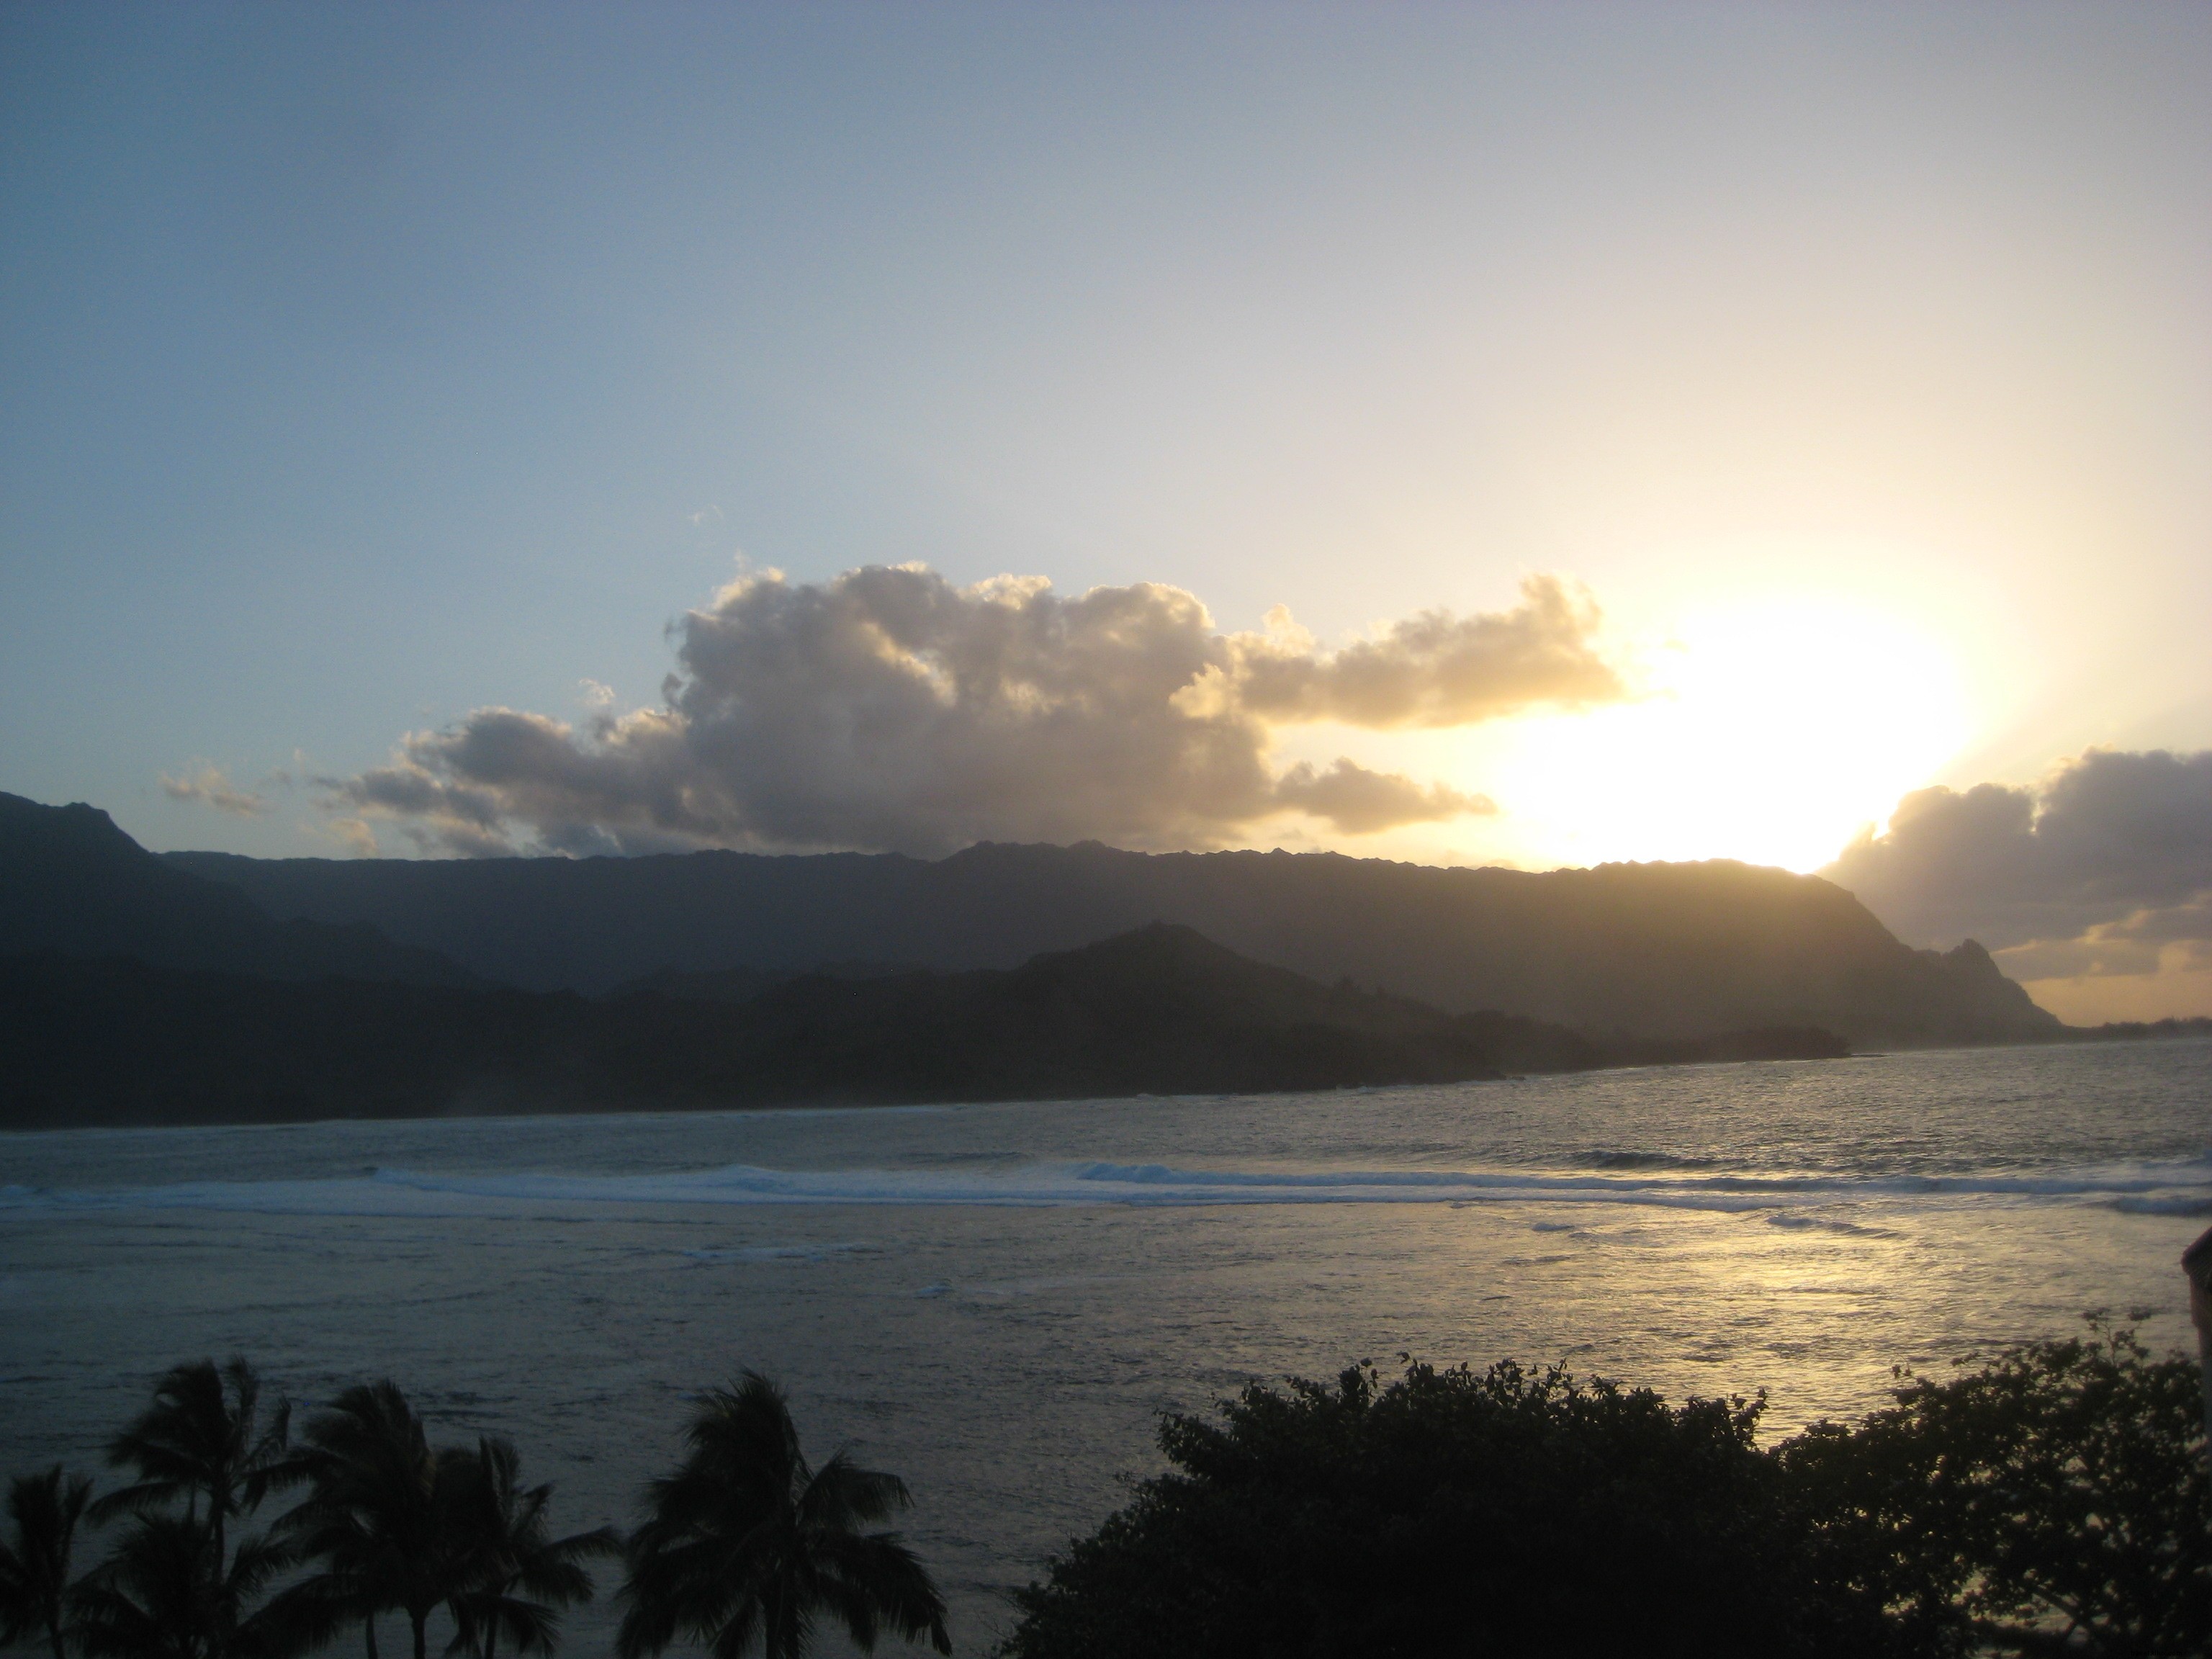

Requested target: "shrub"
[
  {"left": 1004, "top": 1326, "right": 2211, "bottom": 1659},
  {"left": 1782, "top": 1316, "right": 2210, "bottom": 1657},
  {"left": 999, "top": 1357, "right": 1902, "bottom": 1659}
]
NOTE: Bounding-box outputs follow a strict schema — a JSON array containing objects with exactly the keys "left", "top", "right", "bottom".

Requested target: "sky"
[{"left": 3, "top": 3, "right": 2209, "bottom": 1020}]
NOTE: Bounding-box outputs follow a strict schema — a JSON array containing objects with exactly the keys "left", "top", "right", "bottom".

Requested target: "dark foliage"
[
  {"left": 999, "top": 1358, "right": 1902, "bottom": 1659},
  {"left": 274, "top": 1380, "right": 490, "bottom": 1659},
  {"left": 617, "top": 1372, "right": 949, "bottom": 1659},
  {"left": 74, "top": 1358, "right": 303, "bottom": 1659},
  {"left": 1, "top": 1466, "right": 94, "bottom": 1659},
  {"left": 6, "top": 1332, "right": 2200, "bottom": 1657},
  {"left": 0, "top": 1362, "right": 615, "bottom": 1659},
  {"left": 1782, "top": 1317, "right": 2210, "bottom": 1657},
  {"left": 1002, "top": 1331, "right": 2211, "bottom": 1659},
  {"left": 69, "top": 1512, "right": 297, "bottom": 1659},
  {"left": 444, "top": 1437, "right": 619, "bottom": 1659},
  {"left": 91, "top": 1360, "right": 292, "bottom": 1565}
]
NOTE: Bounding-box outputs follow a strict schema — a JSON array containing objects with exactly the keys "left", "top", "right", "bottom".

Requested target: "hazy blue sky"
[{"left": 4, "top": 4, "right": 2210, "bottom": 1013}]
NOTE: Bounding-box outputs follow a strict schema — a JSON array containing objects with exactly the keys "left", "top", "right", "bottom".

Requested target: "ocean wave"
[
  {"left": 1, "top": 1154, "right": 2207, "bottom": 1218},
  {"left": 1578, "top": 1151, "right": 1719, "bottom": 1171},
  {"left": 680, "top": 1241, "right": 883, "bottom": 1264},
  {"left": 2106, "top": 1194, "right": 2212, "bottom": 1217},
  {"left": 1763, "top": 1213, "right": 1897, "bottom": 1237}
]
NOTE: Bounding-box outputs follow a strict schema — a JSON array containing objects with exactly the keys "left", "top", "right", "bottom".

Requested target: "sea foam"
[{"left": 2, "top": 1151, "right": 2207, "bottom": 1219}]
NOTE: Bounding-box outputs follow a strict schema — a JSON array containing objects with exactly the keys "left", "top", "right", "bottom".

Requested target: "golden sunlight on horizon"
[{"left": 1445, "top": 595, "right": 1974, "bottom": 875}]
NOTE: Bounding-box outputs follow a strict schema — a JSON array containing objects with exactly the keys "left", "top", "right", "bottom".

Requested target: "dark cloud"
[
  {"left": 328, "top": 565, "right": 1617, "bottom": 856},
  {"left": 1823, "top": 748, "right": 2212, "bottom": 981}
]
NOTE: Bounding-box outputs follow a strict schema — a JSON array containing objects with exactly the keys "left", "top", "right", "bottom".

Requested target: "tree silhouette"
[
  {"left": 68, "top": 1510, "right": 297, "bottom": 1659},
  {"left": 78, "top": 1358, "right": 302, "bottom": 1659},
  {"left": 274, "top": 1382, "right": 474, "bottom": 1659},
  {"left": 999, "top": 1358, "right": 1903, "bottom": 1659},
  {"left": 616, "top": 1374, "right": 950, "bottom": 1659},
  {"left": 1782, "top": 1315, "right": 2211, "bottom": 1656},
  {"left": 0, "top": 1465, "right": 94, "bottom": 1659},
  {"left": 92, "top": 1359, "right": 292, "bottom": 1576},
  {"left": 444, "top": 1437, "right": 617, "bottom": 1659}
]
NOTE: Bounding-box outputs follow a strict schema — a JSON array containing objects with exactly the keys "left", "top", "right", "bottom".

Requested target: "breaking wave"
[{"left": 4, "top": 1153, "right": 2208, "bottom": 1220}]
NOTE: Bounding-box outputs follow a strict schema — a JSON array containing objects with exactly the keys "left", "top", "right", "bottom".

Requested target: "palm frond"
[
  {"left": 811, "top": 1531, "right": 952, "bottom": 1655},
  {"left": 800, "top": 1455, "right": 911, "bottom": 1532},
  {"left": 0, "top": 1465, "right": 94, "bottom": 1645},
  {"left": 69, "top": 1512, "right": 217, "bottom": 1658},
  {"left": 618, "top": 1372, "right": 950, "bottom": 1658},
  {"left": 94, "top": 1356, "right": 292, "bottom": 1528}
]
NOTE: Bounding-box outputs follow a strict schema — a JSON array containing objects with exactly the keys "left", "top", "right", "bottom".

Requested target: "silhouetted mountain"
[
  {"left": 2063, "top": 1016, "right": 2212, "bottom": 1042},
  {"left": 0, "top": 792, "right": 478, "bottom": 986},
  {"left": 612, "top": 959, "right": 922, "bottom": 1003},
  {"left": 169, "top": 840, "right": 2058, "bottom": 1046},
  {"left": 0, "top": 926, "right": 1847, "bottom": 1130}
]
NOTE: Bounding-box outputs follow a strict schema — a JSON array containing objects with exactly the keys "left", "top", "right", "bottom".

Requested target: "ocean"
[{"left": 4, "top": 1038, "right": 2210, "bottom": 1655}]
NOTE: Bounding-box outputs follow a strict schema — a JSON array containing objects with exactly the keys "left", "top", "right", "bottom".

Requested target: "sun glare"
[{"left": 1470, "top": 597, "right": 1972, "bottom": 873}]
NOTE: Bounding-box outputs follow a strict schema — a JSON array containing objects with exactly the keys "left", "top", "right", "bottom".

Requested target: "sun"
[{"left": 1467, "top": 595, "right": 1973, "bottom": 873}]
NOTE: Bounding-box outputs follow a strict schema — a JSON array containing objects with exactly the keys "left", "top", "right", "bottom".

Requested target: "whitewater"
[{"left": 4, "top": 1038, "right": 2209, "bottom": 1654}]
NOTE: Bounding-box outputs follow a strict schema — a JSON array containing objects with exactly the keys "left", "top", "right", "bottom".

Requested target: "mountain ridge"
[
  {"left": 167, "top": 836, "right": 2056, "bottom": 1046},
  {"left": 0, "top": 925, "right": 1849, "bottom": 1130},
  {"left": 0, "top": 791, "right": 479, "bottom": 987}
]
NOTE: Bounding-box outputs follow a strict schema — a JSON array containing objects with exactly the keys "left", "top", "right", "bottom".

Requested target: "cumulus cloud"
[
  {"left": 1272, "top": 759, "right": 1495, "bottom": 835},
  {"left": 1218, "top": 580, "right": 1622, "bottom": 727},
  {"left": 161, "top": 765, "right": 270, "bottom": 818},
  {"left": 327, "top": 565, "right": 1619, "bottom": 857},
  {"left": 310, "top": 814, "right": 382, "bottom": 858},
  {"left": 1823, "top": 748, "right": 2212, "bottom": 1002},
  {"left": 1992, "top": 896, "right": 2212, "bottom": 982}
]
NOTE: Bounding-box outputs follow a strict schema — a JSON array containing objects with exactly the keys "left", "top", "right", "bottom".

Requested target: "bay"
[{"left": 4, "top": 1039, "right": 2209, "bottom": 1654}]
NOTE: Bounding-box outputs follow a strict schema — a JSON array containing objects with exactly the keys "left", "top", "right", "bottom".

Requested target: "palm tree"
[
  {"left": 444, "top": 1438, "right": 618, "bottom": 1659},
  {"left": 258, "top": 1507, "right": 384, "bottom": 1659},
  {"left": 68, "top": 1511, "right": 211, "bottom": 1659},
  {"left": 0, "top": 1465, "right": 94, "bottom": 1659},
  {"left": 93, "top": 1359, "right": 292, "bottom": 1574},
  {"left": 68, "top": 1511, "right": 296, "bottom": 1659},
  {"left": 275, "top": 1382, "right": 474, "bottom": 1659},
  {"left": 84, "top": 1358, "right": 300, "bottom": 1659},
  {"left": 616, "top": 1373, "right": 950, "bottom": 1659}
]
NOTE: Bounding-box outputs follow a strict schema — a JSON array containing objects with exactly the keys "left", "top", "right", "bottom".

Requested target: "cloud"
[
  {"left": 1273, "top": 759, "right": 1495, "bottom": 835},
  {"left": 161, "top": 765, "right": 270, "bottom": 818},
  {"left": 310, "top": 814, "right": 382, "bottom": 858},
  {"left": 1823, "top": 748, "right": 2212, "bottom": 1013},
  {"left": 326, "top": 565, "right": 1619, "bottom": 857},
  {"left": 1220, "top": 579, "right": 1623, "bottom": 727},
  {"left": 1992, "top": 895, "right": 2212, "bottom": 981}
]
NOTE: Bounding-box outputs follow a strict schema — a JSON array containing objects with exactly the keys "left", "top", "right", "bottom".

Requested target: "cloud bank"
[
  {"left": 1824, "top": 748, "right": 2212, "bottom": 1008},
  {"left": 330, "top": 565, "right": 1616, "bottom": 856}
]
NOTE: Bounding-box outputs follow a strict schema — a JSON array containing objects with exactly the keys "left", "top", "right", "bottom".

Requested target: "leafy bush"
[
  {"left": 999, "top": 1358, "right": 1901, "bottom": 1659},
  {"left": 1783, "top": 1316, "right": 2209, "bottom": 1657},
  {"left": 1002, "top": 1326, "right": 2211, "bottom": 1659}
]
